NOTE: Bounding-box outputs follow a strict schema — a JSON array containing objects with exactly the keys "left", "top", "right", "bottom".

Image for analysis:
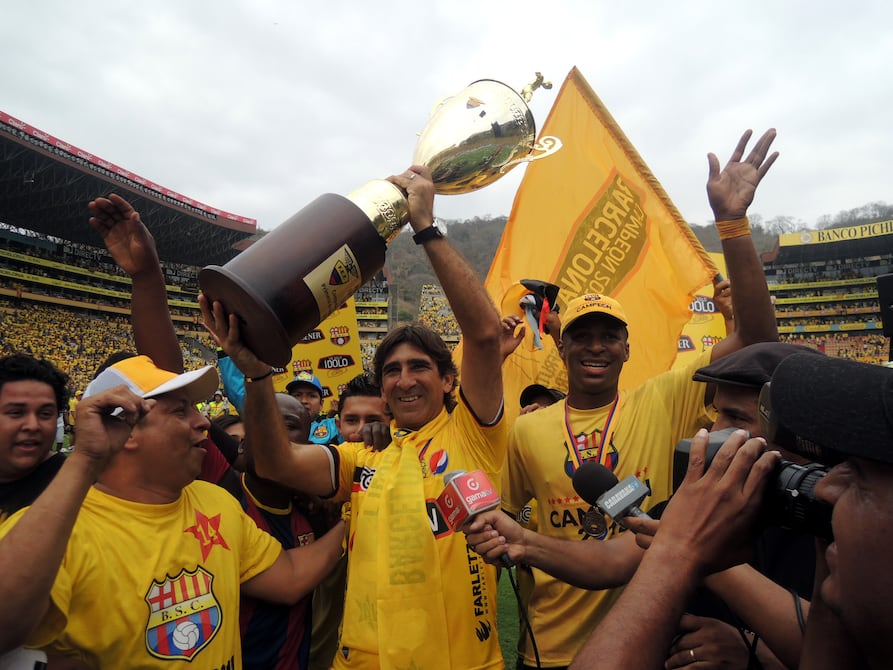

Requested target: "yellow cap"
[{"left": 560, "top": 294, "right": 628, "bottom": 337}]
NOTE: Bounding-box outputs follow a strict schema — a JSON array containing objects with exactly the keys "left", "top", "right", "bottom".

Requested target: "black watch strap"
[{"left": 412, "top": 225, "right": 444, "bottom": 245}]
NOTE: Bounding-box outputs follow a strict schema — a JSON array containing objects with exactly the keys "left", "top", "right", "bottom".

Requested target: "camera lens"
[{"left": 765, "top": 461, "right": 833, "bottom": 542}]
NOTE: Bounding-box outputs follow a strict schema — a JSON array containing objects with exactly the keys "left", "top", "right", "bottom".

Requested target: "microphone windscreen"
[
  {"left": 442, "top": 470, "right": 466, "bottom": 486},
  {"left": 572, "top": 462, "right": 619, "bottom": 506}
]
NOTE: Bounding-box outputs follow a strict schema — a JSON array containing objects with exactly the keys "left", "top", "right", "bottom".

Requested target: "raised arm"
[
  {"left": 88, "top": 194, "right": 183, "bottom": 372},
  {"left": 387, "top": 167, "right": 504, "bottom": 423},
  {"left": 200, "top": 296, "right": 334, "bottom": 496},
  {"left": 706, "top": 129, "right": 779, "bottom": 361},
  {"left": 0, "top": 388, "right": 150, "bottom": 652}
]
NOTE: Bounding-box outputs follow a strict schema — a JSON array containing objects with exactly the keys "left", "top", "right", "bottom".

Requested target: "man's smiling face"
[{"left": 380, "top": 343, "right": 453, "bottom": 431}]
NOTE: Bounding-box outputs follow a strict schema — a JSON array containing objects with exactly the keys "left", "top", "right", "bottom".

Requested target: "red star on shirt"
[{"left": 185, "top": 510, "right": 230, "bottom": 561}]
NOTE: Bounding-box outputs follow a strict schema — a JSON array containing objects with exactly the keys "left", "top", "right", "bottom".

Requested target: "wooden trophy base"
[{"left": 199, "top": 193, "right": 390, "bottom": 367}]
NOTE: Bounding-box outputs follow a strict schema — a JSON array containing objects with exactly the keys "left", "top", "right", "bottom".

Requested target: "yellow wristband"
[{"left": 716, "top": 216, "right": 751, "bottom": 240}]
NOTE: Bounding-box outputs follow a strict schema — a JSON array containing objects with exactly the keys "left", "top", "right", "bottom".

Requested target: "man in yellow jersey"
[
  {"left": 203, "top": 164, "right": 509, "bottom": 670},
  {"left": 0, "top": 356, "right": 344, "bottom": 668},
  {"left": 499, "top": 129, "right": 781, "bottom": 670}
]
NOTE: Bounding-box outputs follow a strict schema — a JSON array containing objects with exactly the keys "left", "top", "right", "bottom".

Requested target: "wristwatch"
[{"left": 412, "top": 223, "right": 445, "bottom": 245}]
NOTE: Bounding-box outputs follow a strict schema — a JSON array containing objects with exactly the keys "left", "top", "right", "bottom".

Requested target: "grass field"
[{"left": 497, "top": 569, "right": 521, "bottom": 668}]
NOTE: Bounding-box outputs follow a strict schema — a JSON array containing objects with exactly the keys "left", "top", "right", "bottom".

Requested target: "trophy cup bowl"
[
  {"left": 414, "top": 79, "right": 558, "bottom": 194},
  {"left": 199, "top": 78, "right": 561, "bottom": 367}
]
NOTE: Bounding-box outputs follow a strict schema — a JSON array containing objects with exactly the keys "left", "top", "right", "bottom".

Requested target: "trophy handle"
[{"left": 499, "top": 135, "right": 562, "bottom": 174}]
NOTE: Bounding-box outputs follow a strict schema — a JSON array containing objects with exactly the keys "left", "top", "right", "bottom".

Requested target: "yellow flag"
[{"left": 477, "top": 67, "right": 716, "bottom": 419}]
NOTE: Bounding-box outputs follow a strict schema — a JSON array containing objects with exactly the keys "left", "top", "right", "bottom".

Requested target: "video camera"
[{"left": 673, "top": 397, "right": 834, "bottom": 541}]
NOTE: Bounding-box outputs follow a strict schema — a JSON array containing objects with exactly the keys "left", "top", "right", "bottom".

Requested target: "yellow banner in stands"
[
  {"left": 779, "top": 220, "right": 893, "bottom": 246},
  {"left": 273, "top": 297, "right": 364, "bottom": 412},
  {"left": 0, "top": 247, "right": 186, "bottom": 292},
  {"left": 673, "top": 253, "right": 729, "bottom": 369}
]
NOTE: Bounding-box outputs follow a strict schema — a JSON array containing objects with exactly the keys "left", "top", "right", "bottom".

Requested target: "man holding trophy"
[
  {"left": 199, "top": 75, "right": 559, "bottom": 669},
  {"left": 202, "top": 164, "right": 509, "bottom": 670}
]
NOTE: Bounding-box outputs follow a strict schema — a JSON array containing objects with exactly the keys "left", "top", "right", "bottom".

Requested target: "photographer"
[
  {"left": 572, "top": 353, "right": 891, "bottom": 670},
  {"left": 665, "top": 343, "right": 824, "bottom": 669}
]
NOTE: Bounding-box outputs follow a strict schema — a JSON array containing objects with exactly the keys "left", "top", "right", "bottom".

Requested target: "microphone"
[
  {"left": 436, "top": 469, "right": 514, "bottom": 567},
  {"left": 572, "top": 461, "right": 652, "bottom": 527}
]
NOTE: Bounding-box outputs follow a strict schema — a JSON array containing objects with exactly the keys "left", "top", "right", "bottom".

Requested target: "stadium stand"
[
  {"left": 0, "top": 110, "right": 255, "bottom": 267},
  {"left": 417, "top": 284, "right": 460, "bottom": 346},
  {"left": 0, "top": 226, "right": 217, "bottom": 392},
  {"left": 764, "top": 220, "right": 892, "bottom": 364},
  {"left": 1, "top": 109, "right": 890, "bottom": 390},
  {"left": 354, "top": 272, "right": 392, "bottom": 370},
  {"left": 0, "top": 110, "right": 254, "bottom": 392}
]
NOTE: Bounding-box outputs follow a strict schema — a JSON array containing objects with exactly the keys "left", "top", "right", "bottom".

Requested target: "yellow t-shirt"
[
  {"left": 1, "top": 481, "right": 281, "bottom": 669},
  {"left": 67, "top": 397, "right": 78, "bottom": 427},
  {"left": 331, "top": 397, "right": 507, "bottom": 670},
  {"left": 502, "top": 350, "right": 713, "bottom": 667}
]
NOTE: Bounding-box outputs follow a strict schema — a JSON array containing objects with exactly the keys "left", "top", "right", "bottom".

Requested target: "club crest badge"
[{"left": 145, "top": 567, "right": 221, "bottom": 661}]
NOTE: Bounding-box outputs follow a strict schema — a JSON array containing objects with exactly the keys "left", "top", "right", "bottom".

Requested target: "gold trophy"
[{"left": 199, "top": 75, "right": 562, "bottom": 367}]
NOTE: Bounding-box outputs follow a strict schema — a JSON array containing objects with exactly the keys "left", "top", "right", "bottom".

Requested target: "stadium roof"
[
  {"left": 764, "top": 220, "right": 893, "bottom": 265},
  {"left": 0, "top": 111, "right": 257, "bottom": 267}
]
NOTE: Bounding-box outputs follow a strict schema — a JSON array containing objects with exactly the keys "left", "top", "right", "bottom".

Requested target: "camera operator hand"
[
  {"left": 626, "top": 428, "right": 779, "bottom": 576},
  {"left": 570, "top": 429, "right": 779, "bottom": 670},
  {"left": 666, "top": 614, "right": 787, "bottom": 670}
]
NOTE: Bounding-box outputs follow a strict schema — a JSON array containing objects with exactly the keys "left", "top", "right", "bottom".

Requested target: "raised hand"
[
  {"left": 387, "top": 165, "right": 435, "bottom": 231},
  {"left": 707, "top": 129, "right": 779, "bottom": 222},
  {"left": 712, "top": 275, "right": 734, "bottom": 324},
  {"left": 88, "top": 194, "right": 159, "bottom": 277}
]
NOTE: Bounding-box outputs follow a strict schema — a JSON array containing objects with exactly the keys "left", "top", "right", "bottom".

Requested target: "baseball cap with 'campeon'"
[
  {"left": 84, "top": 355, "right": 219, "bottom": 405},
  {"left": 560, "top": 294, "right": 628, "bottom": 337}
]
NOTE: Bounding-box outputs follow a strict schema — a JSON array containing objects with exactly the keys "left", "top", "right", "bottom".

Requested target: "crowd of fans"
[
  {"left": 417, "top": 283, "right": 460, "bottom": 339},
  {"left": 0, "top": 299, "right": 215, "bottom": 393},
  {"left": 780, "top": 332, "right": 889, "bottom": 363},
  {"left": 764, "top": 256, "right": 893, "bottom": 284}
]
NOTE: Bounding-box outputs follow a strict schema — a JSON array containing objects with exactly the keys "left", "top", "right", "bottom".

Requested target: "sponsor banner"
[
  {"left": 273, "top": 297, "right": 364, "bottom": 410},
  {"left": 673, "top": 253, "right": 728, "bottom": 368},
  {"left": 780, "top": 220, "right": 893, "bottom": 246}
]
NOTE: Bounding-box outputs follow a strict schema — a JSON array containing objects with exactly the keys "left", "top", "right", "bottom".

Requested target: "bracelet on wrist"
[
  {"left": 246, "top": 368, "right": 274, "bottom": 383},
  {"left": 716, "top": 216, "right": 751, "bottom": 240}
]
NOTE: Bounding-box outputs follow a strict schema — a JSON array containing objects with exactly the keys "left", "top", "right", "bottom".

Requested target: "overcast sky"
[{"left": 2, "top": 1, "right": 890, "bottom": 232}]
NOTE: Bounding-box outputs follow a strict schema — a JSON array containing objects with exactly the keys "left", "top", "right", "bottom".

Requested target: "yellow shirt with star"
[{"left": 0, "top": 481, "right": 281, "bottom": 669}]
